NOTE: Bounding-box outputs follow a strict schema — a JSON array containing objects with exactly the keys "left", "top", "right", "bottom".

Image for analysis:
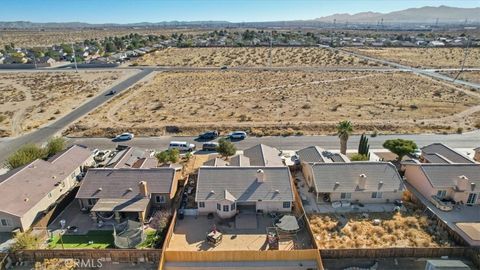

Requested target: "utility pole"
[
  {"left": 454, "top": 36, "right": 470, "bottom": 83},
  {"left": 71, "top": 43, "right": 78, "bottom": 73}
]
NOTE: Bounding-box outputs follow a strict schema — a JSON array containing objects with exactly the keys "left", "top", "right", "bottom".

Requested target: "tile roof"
[
  {"left": 106, "top": 147, "right": 157, "bottom": 169},
  {"left": 418, "top": 163, "right": 480, "bottom": 191},
  {"left": 296, "top": 146, "right": 326, "bottom": 163},
  {"left": 243, "top": 144, "right": 284, "bottom": 167},
  {"left": 421, "top": 143, "right": 475, "bottom": 164},
  {"left": 423, "top": 153, "right": 451, "bottom": 164},
  {"left": 203, "top": 158, "right": 228, "bottom": 167},
  {"left": 195, "top": 166, "right": 293, "bottom": 202},
  {"left": 229, "top": 154, "right": 250, "bottom": 166},
  {"left": 0, "top": 145, "right": 92, "bottom": 217},
  {"left": 76, "top": 168, "right": 175, "bottom": 199},
  {"left": 311, "top": 162, "right": 403, "bottom": 193}
]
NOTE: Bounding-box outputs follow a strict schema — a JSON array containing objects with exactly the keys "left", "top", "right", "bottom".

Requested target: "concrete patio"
[{"left": 168, "top": 214, "right": 312, "bottom": 251}]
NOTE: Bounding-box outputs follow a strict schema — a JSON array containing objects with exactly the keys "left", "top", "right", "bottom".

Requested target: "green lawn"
[{"left": 49, "top": 230, "right": 114, "bottom": 249}]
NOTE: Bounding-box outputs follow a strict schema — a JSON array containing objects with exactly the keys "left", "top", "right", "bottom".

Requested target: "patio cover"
[
  {"left": 91, "top": 197, "right": 149, "bottom": 212},
  {"left": 275, "top": 215, "right": 300, "bottom": 232}
]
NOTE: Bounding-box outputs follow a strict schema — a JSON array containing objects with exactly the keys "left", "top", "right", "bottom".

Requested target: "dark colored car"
[
  {"left": 198, "top": 130, "right": 219, "bottom": 140},
  {"left": 202, "top": 142, "right": 219, "bottom": 151}
]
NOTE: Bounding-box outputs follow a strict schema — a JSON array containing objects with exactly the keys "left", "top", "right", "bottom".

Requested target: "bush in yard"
[
  {"left": 383, "top": 139, "right": 417, "bottom": 162},
  {"left": 150, "top": 210, "right": 172, "bottom": 233},
  {"left": 155, "top": 149, "right": 180, "bottom": 164},
  {"left": 10, "top": 231, "right": 42, "bottom": 251},
  {"left": 5, "top": 144, "right": 46, "bottom": 169},
  {"left": 350, "top": 153, "right": 369, "bottom": 161},
  {"left": 216, "top": 138, "right": 236, "bottom": 157},
  {"left": 46, "top": 137, "right": 66, "bottom": 158}
]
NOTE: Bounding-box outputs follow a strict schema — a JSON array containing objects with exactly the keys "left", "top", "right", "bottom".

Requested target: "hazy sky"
[{"left": 2, "top": 0, "right": 479, "bottom": 23}]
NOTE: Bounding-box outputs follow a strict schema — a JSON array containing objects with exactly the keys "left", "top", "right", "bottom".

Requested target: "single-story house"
[
  {"left": 296, "top": 146, "right": 350, "bottom": 164},
  {"left": 403, "top": 163, "right": 479, "bottom": 205},
  {"left": 76, "top": 168, "right": 177, "bottom": 223},
  {"left": 303, "top": 162, "right": 404, "bottom": 203},
  {"left": 421, "top": 143, "right": 476, "bottom": 164},
  {"left": 0, "top": 145, "right": 94, "bottom": 232},
  {"left": 106, "top": 147, "right": 157, "bottom": 169},
  {"left": 203, "top": 157, "right": 228, "bottom": 167},
  {"left": 195, "top": 167, "right": 294, "bottom": 219},
  {"left": 242, "top": 144, "right": 284, "bottom": 167}
]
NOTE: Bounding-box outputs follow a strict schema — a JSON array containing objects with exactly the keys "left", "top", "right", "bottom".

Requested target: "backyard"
[
  {"left": 48, "top": 231, "right": 114, "bottom": 249},
  {"left": 309, "top": 210, "right": 455, "bottom": 249}
]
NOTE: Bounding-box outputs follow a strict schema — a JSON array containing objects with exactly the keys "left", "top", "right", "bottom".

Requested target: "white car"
[
  {"left": 114, "top": 132, "right": 134, "bottom": 141},
  {"left": 169, "top": 141, "right": 196, "bottom": 152},
  {"left": 229, "top": 131, "right": 247, "bottom": 140}
]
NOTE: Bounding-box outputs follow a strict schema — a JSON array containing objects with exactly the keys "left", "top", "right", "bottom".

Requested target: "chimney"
[
  {"left": 256, "top": 169, "right": 265, "bottom": 183},
  {"left": 139, "top": 181, "right": 148, "bottom": 197},
  {"left": 358, "top": 174, "right": 367, "bottom": 190},
  {"left": 456, "top": 175, "right": 468, "bottom": 192}
]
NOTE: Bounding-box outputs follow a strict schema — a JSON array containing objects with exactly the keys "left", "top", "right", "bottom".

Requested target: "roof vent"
[
  {"left": 98, "top": 187, "right": 103, "bottom": 191},
  {"left": 127, "top": 188, "right": 133, "bottom": 192},
  {"left": 335, "top": 181, "right": 340, "bottom": 185},
  {"left": 24, "top": 198, "right": 29, "bottom": 202},
  {"left": 274, "top": 189, "right": 280, "bottom": 193},
  {"left": 52, "top": 175, "right": 56, "bottom": 179},
  {"left": 210, "top": 190, "right": 215, "bottom": 194},
  {"left": 379, "top": 181, "right": 383, "bottom": 184},
  {"left": 256, "top": 169, "right": 265, "bottom": 182},
  {"left": 456, "top": 175, "right": 469, "bottom": 192}
]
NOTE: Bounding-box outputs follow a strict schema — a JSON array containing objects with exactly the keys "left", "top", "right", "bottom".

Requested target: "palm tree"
[{"left": 337, "top": 120, "right": 353, "bottom": 155}]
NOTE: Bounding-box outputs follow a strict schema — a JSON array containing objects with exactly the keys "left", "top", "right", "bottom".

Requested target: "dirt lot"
[
  {"left": 134, "top": 47, "right": 373, "bottom": 67},
  {"left": 0, "top": 28, "right": 206, "bottom": 48},
  {"left": 0, "top": 70, "right": 132, "bottom": 137},
  {"left": 350, "top": 47, "right": 480, "bottom": 68},
  {"left": 65, "top": 70, "right": 480, "bottom": 137},
  {"left": 309, "top": 211, "right": 454, "bottom": 249}
]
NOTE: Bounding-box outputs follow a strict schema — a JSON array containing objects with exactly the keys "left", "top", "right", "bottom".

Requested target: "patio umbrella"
[{"left": 275, "top": 215, "right": 300, "bottom": 233}]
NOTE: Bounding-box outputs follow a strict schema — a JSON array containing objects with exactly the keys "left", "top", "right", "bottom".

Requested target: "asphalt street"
[
  {"left": 66, "top": 130, "right": 480, "bottom": 151},
  {"left": 0, "top": 68, "right": 153, "bottom": 160}
]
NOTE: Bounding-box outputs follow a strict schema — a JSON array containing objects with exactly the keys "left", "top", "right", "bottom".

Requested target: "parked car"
[
  {"left": 169, "top": 141, "right": 196, "bottom": 152},
  {"left": 92, "top": 148, "right": 100, "bottom": 156},
  {"left": 220, "top": 66, "right": 228, "bottom": 70},
  {"left": 229, "top": 131, "right": 247, "bottom": 140},
  {"left": 411, "top": 149, "right": 422, "bottom": 159},
  {"left": 202, "top": 142, "right": 219, "bottom": 151},
  {"left": 94, "top": 150, "right": 111, "bottom": 162},
  {"left": 114, "top": 132, "right": 134, "bottom": 141},
  {"left": 108, "top": 90, "right": 116, "bottom": 95},
  {"left": 198, "top": 130, "right": 219, "bottom": 140}
]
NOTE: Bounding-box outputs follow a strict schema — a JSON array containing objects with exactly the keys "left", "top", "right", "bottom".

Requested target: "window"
[
  {"left": 217, "top": 203, "right": 221, "bottom": 211},
  {"left": 223, "top": 205, "right": 229, "bottom": 212},
  {"left": 283, "top": 202, "right": 291, "bottom": 208},
  {"left": 231, "top": 203, "right": 236, "bottom": 210},
  {"left": 436, "top": 190, "right": 447, "bottom": 198},
  {"left": 155, "top": 195, "right": 166, "bottom": 203},
  {"left": 371, "top": 192, "right": 383, "bottom": 199},
  {"left": 199, "top": 202, "right": 205, "bottom": 208},
  {"left": 340, "top": 193, "right": 351, "bottom": 199},
  {"left": 0, "top": 219, "right": 11, "bottom": 227}
]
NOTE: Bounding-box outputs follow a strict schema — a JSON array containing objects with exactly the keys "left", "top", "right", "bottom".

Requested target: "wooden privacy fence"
[
  {"left": 164, "top": 249, "right": 320, "bottom": 263},
  {"left": 158, "top": 210, "right": 177, "bottom": 270},
  {"left": 11, "top": 249, "right": 160, "bottom": 264},
  {"left": 320, "top": 247, "right": 474, "bottom": 259}
]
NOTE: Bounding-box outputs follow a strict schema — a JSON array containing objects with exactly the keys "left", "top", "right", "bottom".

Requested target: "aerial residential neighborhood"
[{"left": 0, "top": 1, "right": 480, "bottom": 270}]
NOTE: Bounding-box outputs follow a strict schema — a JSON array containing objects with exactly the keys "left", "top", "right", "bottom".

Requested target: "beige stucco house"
[
  {"left": 474, "top": 147, "right": 480, "bottom": 162},
  {"left": 195, "top": 167, "right": 294, "bottom": 219},
  {"left": 76, "top": 168, "right": 177, "bottom": 224},
  {"left": 404, "top": 163, "right": 479, "bottom": 206},
  {"left": 303, "top": 162, "right": 404, "bottom": 204},
  {"left": 0, "top": 145, "right": 94, "bottom": 232},
  {"left": 420, "top": 143, "right": 476, "bottom": 164}
]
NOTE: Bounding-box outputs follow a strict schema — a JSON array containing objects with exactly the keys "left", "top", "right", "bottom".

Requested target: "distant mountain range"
[
  {"left": 315, "top": 6, "right": 480, "bottom": 23},
  {"left": 0, "top": 6, "right": 478, "bottom": 29}
]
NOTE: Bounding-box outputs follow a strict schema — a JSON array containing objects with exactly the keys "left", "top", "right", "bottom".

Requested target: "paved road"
[
  {"left": 66, "top": 130, "right": 480, "bottom": 151},
  {"left": 339, "top": 48, "right": 480, "bottom": 90},
  {"left": 0, "top": 69, "right": 153, "bottom": 160}
]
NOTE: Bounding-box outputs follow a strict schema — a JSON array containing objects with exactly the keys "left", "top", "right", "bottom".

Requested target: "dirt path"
[{"left": 9, "top": 82, "right": 34, "bottom": 136}]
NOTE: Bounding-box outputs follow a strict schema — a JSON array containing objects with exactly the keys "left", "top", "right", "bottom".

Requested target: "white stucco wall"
[{"left": 330, "top": 191, "right": 402, "bottom": 203}]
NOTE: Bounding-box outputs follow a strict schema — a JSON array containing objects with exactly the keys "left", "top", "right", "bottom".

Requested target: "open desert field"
[
  {"left": 134, "top": 47, "right": 373, "bottom": 67},
  {"left": 350, "top": 47, "right": 480, "bottom": 68},
  {"left": 0, "top": 28, "right": 207, "bottom": 48},
  {"left": 66, "top": 70, "right": 480, "bottom": 137},
  {"left": 0, "top": 70, "right": 132, "bottom": 137}
]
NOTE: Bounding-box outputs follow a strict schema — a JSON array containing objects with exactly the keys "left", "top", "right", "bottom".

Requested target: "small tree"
[
  {"left": 383, "top": 139, "right": 417, "bottom": 162},
  {"left": 358, "top": 133, "right": 370, "bottom": 159},
  {"left": 155, "top": 149, "right": 180, "bottom": 164},
  {"left": 216, "top": 138, "right": 236, "bottom": 157},
  {"left": 5, "top": 144, "right": 45, "bottom": 169},
  {"left": 46, "top": 137, "right": 66, "bottom": 157},
  {"left": 10, "top": 231, "right": 41, "bottom": 251}
]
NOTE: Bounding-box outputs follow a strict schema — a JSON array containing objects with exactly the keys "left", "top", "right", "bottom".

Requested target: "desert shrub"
[
  {"left": 6, "top": 144, "right": 46, "bottom": 169},
  {"left": 46, "top": 137, "right": 66, "bottom": 158},
  {"left": 456, "top": 127, "right": 463, "bottom": 134},
  {"left": 10, "top": 231, "right": 42, "bottom": 251},
  {"left": 155, "top": 149, "right": 180, "bottom": 164},
  {"left": 350, "top": 153, "right": 369, "bottom": 161},
  {"left": 0, "top": 114, "right": 6, "bottom": 122}
]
